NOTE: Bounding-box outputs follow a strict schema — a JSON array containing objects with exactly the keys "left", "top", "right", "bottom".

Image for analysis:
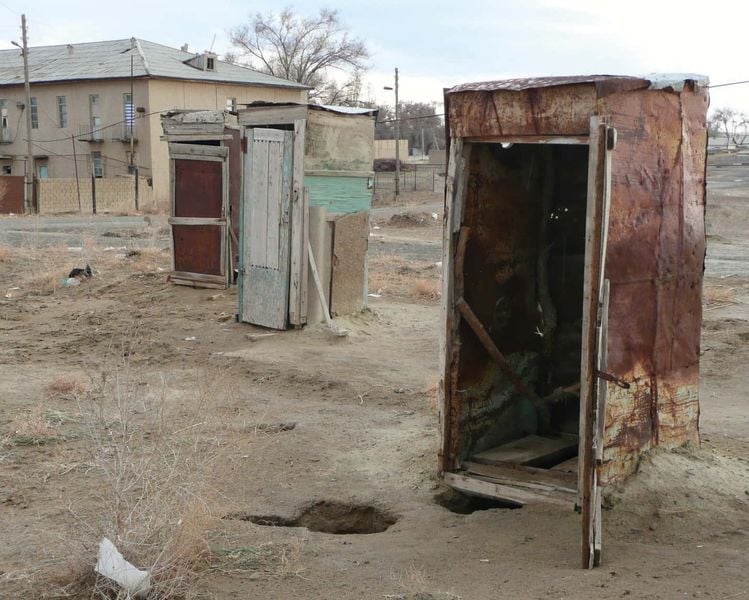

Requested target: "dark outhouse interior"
[{"left": 458, "top": 143, "right": 589, "bottom": 469}]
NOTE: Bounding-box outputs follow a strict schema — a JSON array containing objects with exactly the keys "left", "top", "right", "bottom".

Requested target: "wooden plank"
[
  {"left": 171, "top": 271, "right": 227, "bottom": 284},
  {"left": 168, "top": 217, "right": 224, "bottom": 226},
  {"left": 439, "top": 138, "right": 465, "bottom": 473},
  {"left": 168, "top": 143, "right": 228, "bottom": 158},
  {"left": 308, "top": 239, "right": 332, "bottom": 328},
  {"left": 579, "top": 117, "right": 609, "bottom": 569},
  {"left": 464, "top": 135, "right": 589, "bottom": 145},
  {"left": 239, "top": 127, "right": 253, "bottom": 322},
  {"left": 265, "top": 137, "right": 282, "bottom": 270},
  {"left": 443, "top": 473, "right": 573, "bottom": 510},
  {"left": 170, "top": 277, "right": 227, "bottom": 290},
  {"left": 300, "top": 188, "right": 309, "bottom": 323},
  {"left": 255, "top": 128, "right": 286, "bottom": 143},
  {"left": 456, "top": 297, "right": 543, "bottom": 406},
  {"left": 461, "top": 461, "right": 577, "bottom": 493},
  {"left": 161, "top": 134, "right": 233, "bottom": 142},
  {"left": 330, "top": 211, "right": 369, "bottom": 316},
  {"left": 472, "top": 434, "right": 579, "bottom": 468},
  {"left": 551, "top": 456, "right": 579, "bottom": 474},
  {"left": 237, "top": 104, "right": 308, "bottom": 127},
  {"left": 288, "top": 119, "right": 307, "bottom": 326},
  {"left": 250, "top": 136, "right": 269, "bottom": 267}
]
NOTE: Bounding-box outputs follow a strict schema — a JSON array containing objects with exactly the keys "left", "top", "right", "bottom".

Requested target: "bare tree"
[
  {"left": 228, "top": 7, "right": 369, "bottom": 101},
  {"left": 709, "top": 108, "right": 749, "bottom": 148}
]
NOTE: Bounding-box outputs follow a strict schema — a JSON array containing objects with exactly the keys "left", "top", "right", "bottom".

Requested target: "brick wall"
[{"left": 38, "top": 176, "right": 155, "bottom": 214}]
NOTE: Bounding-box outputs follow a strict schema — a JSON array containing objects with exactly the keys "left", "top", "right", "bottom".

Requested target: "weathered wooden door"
[
  {"left": 168, "top": 143, "right": 230, "bottom": 288},
  {"left": 240, "top": 128, "right": 294, "bottom": 329},
  {"left": 579, "top": 117, "right": 615, "bottom": 568}
]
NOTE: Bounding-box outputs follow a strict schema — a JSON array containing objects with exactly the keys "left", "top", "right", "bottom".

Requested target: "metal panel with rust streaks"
[{"left": 595, "top": 84, "right": 708, "bottom": 483}]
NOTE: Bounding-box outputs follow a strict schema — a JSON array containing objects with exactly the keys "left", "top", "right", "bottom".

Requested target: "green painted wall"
[{"left": 305, "top": 175, "right": 372, "bottom": 214}]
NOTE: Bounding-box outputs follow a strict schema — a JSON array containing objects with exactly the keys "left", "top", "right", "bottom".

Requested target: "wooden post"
[
  {"left": 71, "top": 135, "right": 81, "bottom": 213},
  {"left": 91, "top": 174, "right": 97, "bottom": 215}
]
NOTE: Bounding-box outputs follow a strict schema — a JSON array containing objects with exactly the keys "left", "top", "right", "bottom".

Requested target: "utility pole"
[
  {"left": 130, "top": 54, "right": 139, "bottom": 210},
  {"left": 19, "top": 15, "right": 33, "bottom": 214},
  {"left": 394, "top": 67, "right": 400, "bottom": 197},
  {"left": 71, "top": 135, "right": 81, "bottom": 213}
]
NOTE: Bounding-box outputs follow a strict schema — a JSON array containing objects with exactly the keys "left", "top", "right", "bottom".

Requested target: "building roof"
[
  {"left": 446, "top": 73, "right": 708, "bottom": 95},
  {"left": 0, "top": 38, "right": 309, "bottom": 90}
]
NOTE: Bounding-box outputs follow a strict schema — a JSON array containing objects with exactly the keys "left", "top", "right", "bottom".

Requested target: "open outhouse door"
[
  {"left": 237, "top": 106, "right": 308, "bottom": 330},
  {"left": 168, "top": 143, "right": 231, "bottom": 288},
  {"left": 440, "top": 115, "right": 615, "bottom": 568}
]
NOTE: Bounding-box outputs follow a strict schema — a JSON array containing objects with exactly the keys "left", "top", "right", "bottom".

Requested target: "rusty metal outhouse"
[{"left": 438, "top": 75, "right": 708, "bottom": 567}]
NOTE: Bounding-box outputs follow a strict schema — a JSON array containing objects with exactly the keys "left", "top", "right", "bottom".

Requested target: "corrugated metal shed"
[{"left": 0, "top": 38, "right": 308, "bottom": 89}]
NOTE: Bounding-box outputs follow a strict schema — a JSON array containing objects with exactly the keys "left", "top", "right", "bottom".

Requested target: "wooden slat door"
[
  {"left": 168, "top": 143, "right": 230, "bottom": 288},
  {"left": 579, "top": 118, "right": 615, "bottom": 568},
  {"left": 240, "top": 128, "right": 294, "bottom": 329}
]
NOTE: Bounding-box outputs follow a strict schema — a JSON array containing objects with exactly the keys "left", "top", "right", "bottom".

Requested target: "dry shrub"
[
  {"left": 703, "top": 283, "right": 736, "bottom": 306},
  {"left": 129, "top": 246, "right": 170, "bottom": 272},
  {"left": 64, "top": 363, "right": 222, "bottom": 599},
  {"left": 368, "top": 253, "right": 441, "bottom": 302},
  {"left": 46, "top": 374, "right": 88, "bottom": 397},
  {"left": 413, "top": 278, "right": 441, "bottom": 300},
  {"left": 3, "top": 405, "right": 60, "bottom": 446}
]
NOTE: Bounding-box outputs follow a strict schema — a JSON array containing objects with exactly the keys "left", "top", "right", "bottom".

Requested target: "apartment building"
[{"left": 0, "top": 38, "right": 308, "bottom": 205}]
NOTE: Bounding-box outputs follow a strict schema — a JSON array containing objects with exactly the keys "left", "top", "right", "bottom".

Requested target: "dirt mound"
[
  {"left": 605, "top": 446, "right": 749, "bottom": 542},
  {"left": 388, "top": 212, "right": 439, "bottom": 227}
]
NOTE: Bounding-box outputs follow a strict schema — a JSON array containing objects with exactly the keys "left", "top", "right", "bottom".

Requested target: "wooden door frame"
[
  {"left": 578, "top": 117, "right": 613, "bottom": 569},
  {"left": 168, "top": 143, "right": 230, "bottom": 288}
]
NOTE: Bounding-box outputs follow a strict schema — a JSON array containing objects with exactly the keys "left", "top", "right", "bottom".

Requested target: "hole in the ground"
[
  {"left": 229, "top": 501, "right": 397, "bottom": 534},
  {"left": 434, "top": 488, "right": 522, "bottom": 514}
]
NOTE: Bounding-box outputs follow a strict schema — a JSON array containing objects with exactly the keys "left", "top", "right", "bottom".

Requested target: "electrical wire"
[
  {"left": 708, "top": 80, "right": 749, "bottom": 89},
  {"left": 32, "top": 109, "right": 163, "bottom": 143}
]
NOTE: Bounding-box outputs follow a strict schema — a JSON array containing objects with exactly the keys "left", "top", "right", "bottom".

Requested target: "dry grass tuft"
[
  {"left": 704, "top": 283, "right": 737, "bottom": 307},
  {"left": 368, "top": 254, "right": 441, "bottom": 302},
  {"left": 0, "top": 245, "right": 12, "bottom": 262},
  {"left": 59, "top": 363, "right": 223, "bottom": 599},
  {"left": 46, "top": 374, "right": 88, "bottom": 397},
  {"left": 413, "top": 278, "right": 441, "bottom": 300},
  {"left": 3, "top": 406, "right": 61, "bottom": 446}
]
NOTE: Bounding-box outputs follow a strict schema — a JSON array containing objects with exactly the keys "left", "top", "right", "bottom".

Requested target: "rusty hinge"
[
  {"left": 596, "top": 370, "right": 629, "bottom": 389},
  {"left": 241, "top": 136, "right": 247, "bottom": 153}
]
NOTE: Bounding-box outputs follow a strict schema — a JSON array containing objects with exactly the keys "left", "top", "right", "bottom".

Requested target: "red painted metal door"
[{"left": 168, "top": 144, "right": 230, "bottom": 288}]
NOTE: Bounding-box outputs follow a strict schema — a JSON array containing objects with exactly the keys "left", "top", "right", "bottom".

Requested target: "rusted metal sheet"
[
  {"left": 0, "top": 176, "right": 24, "bottom": 214},
  {"left": 446, "top": 75, "right": 649, "bottom": 94},
  {"left": 447, "top": 85, "right": 598, "bottom": 138},
  {"left": 594, "top": 85, "right": 707, "bottom": 483},
  {"left": 174, "top": 159, "right": 223, "bottom": 218},
  {"left": 172, "top": 224, "right": 223, "bottom": 275}
]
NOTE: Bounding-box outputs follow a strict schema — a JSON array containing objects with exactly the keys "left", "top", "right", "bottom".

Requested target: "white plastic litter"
[
  {"left": 184, "top": 336, "right": 196, "bottom": 341},
  {"left": 95, "top": 537, "right": 151, "bottom": 598},
  {"left": 431, "top": 212, "right": 438, "bottom": 220},
  {"left": 62, "top": 277, "right": 80, "bottom": 287}
]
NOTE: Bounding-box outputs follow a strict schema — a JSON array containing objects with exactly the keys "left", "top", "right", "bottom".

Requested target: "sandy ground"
[{"left": 0, "top": 164, "right": 747, "bottom": 599}]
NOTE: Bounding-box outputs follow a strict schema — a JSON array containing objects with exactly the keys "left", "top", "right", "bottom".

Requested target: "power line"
[
  {"left": 708, "top": 80, "right": 749, "bottom": 89},
  {"left": 31, "top": 109, "right": 163, "bottom": 143}
]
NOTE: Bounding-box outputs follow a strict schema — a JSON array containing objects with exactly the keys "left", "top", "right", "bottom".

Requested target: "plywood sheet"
[
  {"left": 471, "top": 434, "right": 578, "bottom": 468},
  {"left": 330, "top": 211, "right": 368, "bottom": 316}
]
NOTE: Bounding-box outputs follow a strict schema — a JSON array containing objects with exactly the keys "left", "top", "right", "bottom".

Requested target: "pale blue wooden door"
[{"left": 240, "top": 128, "right": 293, "bottom": 329}]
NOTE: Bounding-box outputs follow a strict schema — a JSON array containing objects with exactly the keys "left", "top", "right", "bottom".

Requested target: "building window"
[
  {"left": 226, "top": 97, "right": 236, "bottom": 112},
  {"left": 123, "top": 93, "right": 134, "bottom": 139},
  {"left": 91, "top": 151, "right": 103, "bottom": 178},
  {"left": 57, "top": 96, "right": 68, "bottom": 128},
  {"left": 30, "top": 97, "right": 38, "bottom": 129},
  {"left": 1, "top": 161, "right": 11, "bottom": 175},
  {"left": 206, "top": 57, "right": 215, "bottom": 71},
  {"left": 37, "top": 161, "right": 49, "bottom": 179}
]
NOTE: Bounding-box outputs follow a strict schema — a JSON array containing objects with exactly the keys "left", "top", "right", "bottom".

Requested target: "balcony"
[
  {"left": 114, "top": 124, "right": 138, "bottom": 143},
  {"left": 77, "top": 123, "right": 104, "bottom": 143},
  {"left": 0, "top": 127, "right": 11, "bottom": 144}
]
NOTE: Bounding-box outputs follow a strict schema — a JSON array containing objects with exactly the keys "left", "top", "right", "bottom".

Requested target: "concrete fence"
[{"left": 37, "top": 176, "right": 155, "bottom": 215}]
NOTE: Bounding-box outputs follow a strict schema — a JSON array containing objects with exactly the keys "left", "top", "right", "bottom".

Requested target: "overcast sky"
[{"left": 1, "top": 0, "right": 747, "bottom": 112}]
